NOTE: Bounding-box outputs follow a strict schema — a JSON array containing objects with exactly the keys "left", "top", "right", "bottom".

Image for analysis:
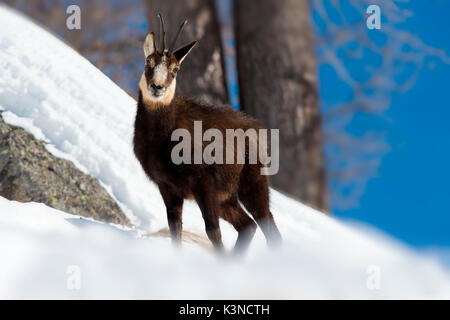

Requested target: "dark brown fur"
[
  {"left": 134, "top": 26, "right": 281, "bottom": 254},
  {"left": 134, "top": 95, "right": 281, "bottom": 253}
]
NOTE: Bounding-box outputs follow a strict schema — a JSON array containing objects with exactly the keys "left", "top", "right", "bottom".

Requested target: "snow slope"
[{"left": 0, "top": 5, "right": 449, "bottom": 299}]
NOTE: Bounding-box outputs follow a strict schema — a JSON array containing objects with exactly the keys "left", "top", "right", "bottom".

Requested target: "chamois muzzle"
[{"left": 150, "top": 83, "right": 164, "bottom": 96}]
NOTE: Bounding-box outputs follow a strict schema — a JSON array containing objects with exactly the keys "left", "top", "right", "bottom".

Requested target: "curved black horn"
[
  {"left": 169, "top": 19, "right": 188, "bottom": 55},
  {"left": 157, "top": 13, "right": 166, "bottom": 52}
]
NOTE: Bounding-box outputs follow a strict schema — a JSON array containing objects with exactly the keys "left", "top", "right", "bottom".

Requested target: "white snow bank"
[
  {"left": 0, "top": 4, "right": 147, "bottom": 228},
  {"left": 1, "top": 196, "right": 449, "bottom": 299},
  {"left": 0, "top": 5, "right": 449, "bottom": 299}
]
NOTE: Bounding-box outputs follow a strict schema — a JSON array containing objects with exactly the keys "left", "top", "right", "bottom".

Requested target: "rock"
[{"left": 0, "top": 112, "right": 131, "bottom": 227}]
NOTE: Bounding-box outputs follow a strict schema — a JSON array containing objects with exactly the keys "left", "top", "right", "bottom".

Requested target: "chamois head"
[{"left": 140, "top": 14, "right": 197, "bottom": 105}]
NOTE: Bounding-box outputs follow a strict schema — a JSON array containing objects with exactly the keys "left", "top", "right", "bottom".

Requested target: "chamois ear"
[
  {"left": 173, "top": 41, "right": 197, "bottom": 64},
  {"left": 143, "top": 32, "right": 156, "bottom": 57}
]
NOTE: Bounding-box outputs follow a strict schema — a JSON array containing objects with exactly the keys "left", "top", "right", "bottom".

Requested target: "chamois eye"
[
  {"left": 172, "top": 67, "right": 179, "bottom": 74},
  {"left": 146, "top": 58, "right": 154, "bottom": 68}
]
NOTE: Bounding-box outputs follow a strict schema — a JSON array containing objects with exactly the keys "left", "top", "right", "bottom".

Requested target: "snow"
[
  {"left": 1, "top": 196, "right": 449, "bottom": 299},
  {"left": 0, "top": 5, "right": 449, "bottom": 299}
]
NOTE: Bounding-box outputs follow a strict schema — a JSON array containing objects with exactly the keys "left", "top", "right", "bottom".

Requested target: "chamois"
[{"left": 133, "top": 15, "right": 281, "bottom": 254}]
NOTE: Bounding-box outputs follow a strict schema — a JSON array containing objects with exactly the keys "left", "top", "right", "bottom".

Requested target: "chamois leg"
[
  {"left": 193, "top": 187, "right": 225, "bottom": 253},
  {"left": 159, "top": 185, "right": 184, "bottom": 246},
  {"left": 221, "top": 197, "right": 257, "bottom": 255},
  {"left": 239, "top": 167, "right": 282, "bottom": 247}
]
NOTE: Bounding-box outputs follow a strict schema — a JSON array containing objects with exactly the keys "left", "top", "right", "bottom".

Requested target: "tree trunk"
[
  {"left": 145, "top": 0, "right": 227, "bottom": 105},
  {"left": 235, "top": 0, "right": 328, "bottom": 211}
]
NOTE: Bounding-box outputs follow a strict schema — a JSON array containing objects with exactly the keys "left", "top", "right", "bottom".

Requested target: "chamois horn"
[
  {"left": 157, "top": 13, "right": 166, "bottom": 53},
  {"left": 169, "top": 19, "right": 188, "bottom": 55}
]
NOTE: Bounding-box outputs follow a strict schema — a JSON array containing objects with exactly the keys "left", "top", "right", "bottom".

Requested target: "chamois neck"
[{"left": 136, "top": 91, "right": 176, "bottom": 142}]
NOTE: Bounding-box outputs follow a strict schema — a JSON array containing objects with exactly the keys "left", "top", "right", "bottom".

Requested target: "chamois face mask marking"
[{"left": 140, "top": 18, "right": 197, "bottom": 107}]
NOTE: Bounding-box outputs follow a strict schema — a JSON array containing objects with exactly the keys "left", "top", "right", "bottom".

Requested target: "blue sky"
[{"left": 316, "top": 1, "right": 450, "bottom": 248}]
